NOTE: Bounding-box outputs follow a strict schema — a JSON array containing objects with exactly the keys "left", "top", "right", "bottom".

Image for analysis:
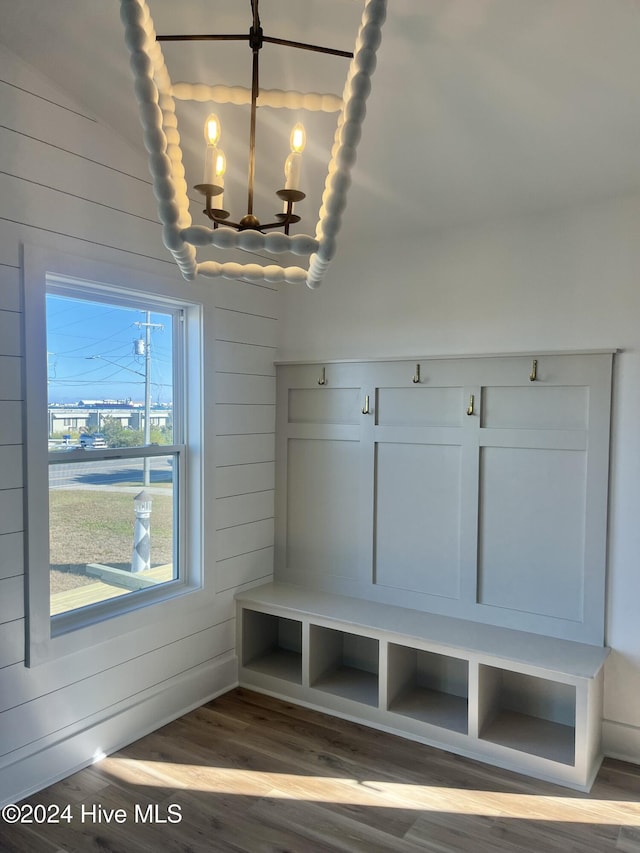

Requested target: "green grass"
[{"left": 49, "top": 489, "right": 174, "bottom": 592}]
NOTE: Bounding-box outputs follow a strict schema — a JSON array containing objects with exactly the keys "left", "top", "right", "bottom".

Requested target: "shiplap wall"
[{"left": 0, "top": 44, "right": 277, "bottom": 805}]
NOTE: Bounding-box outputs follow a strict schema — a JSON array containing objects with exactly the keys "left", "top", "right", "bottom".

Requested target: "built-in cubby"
[
  {"left": 248, "top": 353, "right": 614, "bottom": 790},
  {"left": 478, "top": 665, "right": 576, "bottom": 765},
  {"left": 236, "top": 583, "right": 609, "bottom": 791},
  {"left": 241, "top": 609, "right": 303, "bottom": 685},
  {"left": 309, "top": 625, "right": 379, "bottom": 707},
  {"left": 387, "top": 644, "right": 468, "bottom": 734}
]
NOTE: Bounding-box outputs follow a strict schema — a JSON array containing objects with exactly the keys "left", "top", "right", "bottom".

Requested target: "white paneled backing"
[
  {"left": 215, "top": 491, "right": 274, "bottom": 531},
  {"left": 0, "top": 621, "right": 234, "bottom": 761},
  {"left": 211, "top": 239, "right": 278, "bottom": 536},
  {"left": 216, "top": 518, "right": 275, "bottom": 563},
  {"left": 0, "top": 173, "right": 162, "bottom": 261},
  {"left": 1, "top": 87, "right": 104, "bottom": 162},
  {"left": 482, "top": 386, "right": 589, "bottom": 430},
  {"left": 0, "top": 575, "right": 24, "bottom": 623},
  {"left": 216, "top": 374, "right": 276, "bottom": 405},
  {"left": 212, "top": 246, "right": 277, "bottom": 584},
  {"left": 0, "top": 620, "right": 24, "bottom": 669},
  {"left": 286, "top": 438, "right": 364, "bottom": 583},
  {"left": 214, "top": 340, "right": 276, "bottom": 376},
  {"left": 0, "top": 45, "right": 152, "bottom": 177},
  {"left": 0, "top": 266, "right": 21, "bottom": 312},
  {"left": 276, "top": 353, "right": 613, "bottom": 644},
  {"left": 288, "top": 388, "right": 360, "bottom": 425},
  {"left": 0, "top": 654, "right": 236, "bottom": 808},
  {"left": 213, "top": 279, "right": 279, "bottom": 318},
  {"left": 374, "top": 442, "right": 463, "bottom": 598},
  {"left": 0, "top": 597, "right": 237, "bottom": 714},
  {"left": 0, "top": 125, "right": 157, "bottom": 223},
  {"left": 215, "top": 404, "right": 275, "bottom": 436},
  {"left": 0, "top": 44, "right": 89, "bottom": 114},
  {"left": 0, "top": 216, "right": 174, "bottom": 275},
  {"left": 0, "top": 532, "right": 24, "bottom": 581},
  {"left": 216, "top": 546, "right": 274, "bottom": 594},
  {"left": 215, "top": 308, "right": 279, "bottom": 348},
  {"left": 377, "top": 386, "right": 464, "bottom": 428},
  {"left": 0, "top": 311, "right": 21, "bottom": 356},
  {"left": 0, "top": 401, "right": 22, "bottom": 444},
  {"left": 0, "top": 445, "right": 22, "bottom": 490},
  {"left": 216, "top": 433, "right": 275, "bottom": 467},
  {"left": 0, "top": 356, "right": 21, "bottom": 399},
  {"left": 215, "top": 461, "right": 276, "bottom": 499},
  {"left": 478, "top": 446, "right": 587, "bottom": 621},
  {"left": 0, "top": 489, "right": 22, "bottom": 536}
]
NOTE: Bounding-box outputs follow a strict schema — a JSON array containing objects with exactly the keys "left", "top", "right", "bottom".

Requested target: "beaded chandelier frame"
[{"left": 120, "top": 0, "right": 387, "bottom": 288}]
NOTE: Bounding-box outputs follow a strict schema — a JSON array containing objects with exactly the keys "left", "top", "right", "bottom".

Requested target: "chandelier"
[{"left": 120, "top": 0, "right": 386, "bottom": 288}]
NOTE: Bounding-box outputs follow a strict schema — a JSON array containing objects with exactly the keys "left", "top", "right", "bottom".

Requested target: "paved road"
[{"left": 50, "top": 456, "right": 173, "bottom": 490}]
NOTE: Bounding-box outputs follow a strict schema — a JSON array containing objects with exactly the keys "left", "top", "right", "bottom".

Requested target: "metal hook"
[
  {"left": 466, "top": 394, "right": 475, "bottom": 416},
  {"left": 412, "top": 363, "right": 421, "bottom": 384},
  {"left": 318, "top": 367, "right": 327, "bottom": 386},
  {"left": 529, "top": 359, "right": 538, "bottom": 382},
  {"left": 361, "top": 394, "right": 371, "bottom": 415}
]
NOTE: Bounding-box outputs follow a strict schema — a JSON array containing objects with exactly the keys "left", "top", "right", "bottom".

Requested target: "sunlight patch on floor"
[{"left": 99, "top": 757, "right": 640, "bottom": 825}]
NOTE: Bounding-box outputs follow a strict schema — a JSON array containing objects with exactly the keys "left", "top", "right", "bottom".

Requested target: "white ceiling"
[{"left": 2, "top": 0, "right": 640, "bottom": 240}]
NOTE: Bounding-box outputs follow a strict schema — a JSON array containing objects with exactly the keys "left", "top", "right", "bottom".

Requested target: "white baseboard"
[
  {"left": 603, "top": 719, "right": 640, "bottom": 765},
  {"left": 0, "top": 653, "right": 238, "bottom": 809}
]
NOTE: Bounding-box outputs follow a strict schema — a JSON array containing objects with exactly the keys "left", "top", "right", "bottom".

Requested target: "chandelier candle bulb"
[
  {"left": 284, "top": 122, "right": 306, "bottom": 193},
  {"left": 284, "top": 152, "right": 301, "bottom": 191},
  {"left": 202, "top": 113, "right": 221, "bottom": 184},
  {"left": 204, "top": 113, "right": 221, "bottom": 146},
  {"left": 203, "top": 145, "right": 219, "bottom": 185},
  {"left": 214, "top": 150, "right": 226, "bottom": 208},
  {"left": 290, "top": 122, "right": 306, "bottom": 153}
]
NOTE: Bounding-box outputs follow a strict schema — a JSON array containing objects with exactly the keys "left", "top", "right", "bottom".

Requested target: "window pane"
[
  {"left": 46, "top": 294, "right": 174, "bottom": 449},
  {"left": 49, "top": 455, "right": 177, "bottom": 616}
]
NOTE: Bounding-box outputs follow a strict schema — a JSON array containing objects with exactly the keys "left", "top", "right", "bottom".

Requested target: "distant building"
[{"left": 48, "top": 402, "right": 172, "bottom": 437}]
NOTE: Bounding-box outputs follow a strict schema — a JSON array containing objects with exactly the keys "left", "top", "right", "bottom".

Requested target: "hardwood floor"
[{"left": 2, "top": 688, "right": 639, "bottom": 852}]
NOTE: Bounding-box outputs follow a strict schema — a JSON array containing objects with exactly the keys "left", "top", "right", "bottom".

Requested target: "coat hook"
[
  {"left": 467, "top": 394, "right": 475, "bottom": 416},
  {"left": 412, "top": 363, "right": 421, "bottom": 384},
  {"left": 361, "top": 394, "right": 371, "bottom": 415},
  {"left": 529, "top": 359, "right": 538, "bottom": 382},
  {"left": 318, "top": 367, "right": 327, "bottom": 386}
]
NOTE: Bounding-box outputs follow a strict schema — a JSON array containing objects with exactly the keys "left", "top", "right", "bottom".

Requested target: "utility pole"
[{"left": 134, "top": 313, "right": 163, "bottom": 486}]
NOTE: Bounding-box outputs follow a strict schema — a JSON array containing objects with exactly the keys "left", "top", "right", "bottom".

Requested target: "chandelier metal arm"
[
  {"left": 200, "top": 188, "right": 303, "bottom": 234},
  {"left": 204, "top": 212, "right": 299, "bottom": 234},
  {"left": 262, "top": 36, "right": 353, "bottom": 59},
  {"left": 156, "top": 34, "right": 251, "bottom": 42},
  {"left": 157, "top": 32, "right": 353, "bottom": 59}
]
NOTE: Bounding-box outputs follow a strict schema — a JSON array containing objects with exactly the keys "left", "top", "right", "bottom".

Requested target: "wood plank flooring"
[{"left": 1, "top": 688, "right": 639, "bottom": 853}]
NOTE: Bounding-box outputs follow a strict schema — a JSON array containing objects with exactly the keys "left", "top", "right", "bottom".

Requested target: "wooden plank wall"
[{"left": 0, "top": 43, "right": 277, "bottom": 805}]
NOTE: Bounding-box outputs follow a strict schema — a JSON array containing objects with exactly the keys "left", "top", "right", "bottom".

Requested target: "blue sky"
[{"left": 46, "top": 294, "right": 173, "bottom": 405}]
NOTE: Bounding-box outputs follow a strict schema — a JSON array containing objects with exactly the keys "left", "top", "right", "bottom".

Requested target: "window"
[
  {"left": 47, "top": 289, "right": 182, "bottom": 620},
  {"left": 24, "top": 249, "right": 203, "bottom": 665}
]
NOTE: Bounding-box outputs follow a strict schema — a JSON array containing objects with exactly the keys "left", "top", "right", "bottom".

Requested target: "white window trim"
[{"left": 23, "top": 246, "right": 204, "bottom": 667}]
